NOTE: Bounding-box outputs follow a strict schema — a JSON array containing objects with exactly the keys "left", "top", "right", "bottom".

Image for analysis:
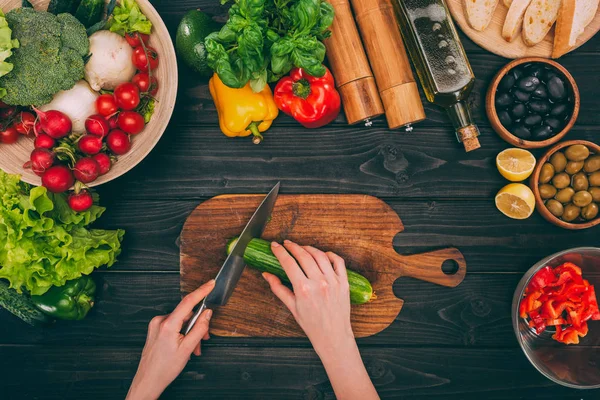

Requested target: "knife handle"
[{"left": 181, "top": 301, "right": 208, "bottom": 335}]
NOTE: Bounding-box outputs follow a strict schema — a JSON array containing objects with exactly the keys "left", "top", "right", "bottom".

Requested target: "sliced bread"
[
  {"left": 504, "top": 0, "right": 513, "bottom": 6},
  {"left": 464, "top": 0, "right": 501, "bottom": 31},
  {"left": 552, "top": 0, "right": 600, "bottom": 58},
  {"left": 502, "top": 0, "right": 532, "bottom": 41},
  {"left": 522, "top": 0, "right": 562, "bottom": 46}
]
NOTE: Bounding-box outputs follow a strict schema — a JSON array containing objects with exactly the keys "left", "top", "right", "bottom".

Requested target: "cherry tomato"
[
  {"left": 0, "top": 126, "right": 19, "bottom": 144},
  {"left": 132, "top": 72, "right": 159, "bottom": 96},
  {"left": 125, "top": 32, "right": 150, "bottom": 47},
  {"left": 14, "top": 111, "right": 36, "bottom": 135},
  {"left": 96, "top": 94, "right": 119, "bottom": 116},
  {"left": 117, "top": 111, "right": 145, "bottom": 135},
  {"left": 132, "top": 46, "right": 159, "bottom": 72},
  {"left": 114, "top": 82, "right": 140, "bottom": 111}
]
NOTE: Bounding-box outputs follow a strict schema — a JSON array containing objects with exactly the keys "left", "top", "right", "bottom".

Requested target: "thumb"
[{"left": 262, "top": 272, "right": 296, "bottom": 314}]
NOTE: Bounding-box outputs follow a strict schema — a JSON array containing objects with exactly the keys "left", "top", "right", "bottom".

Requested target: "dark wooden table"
[{"left": 2, "top": 1, "right": 600, "bottom": 398}]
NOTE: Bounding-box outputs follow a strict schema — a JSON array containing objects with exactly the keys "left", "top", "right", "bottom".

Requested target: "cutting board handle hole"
[{"left": 441, "top": 259, "right": 459, "bottom": 275}]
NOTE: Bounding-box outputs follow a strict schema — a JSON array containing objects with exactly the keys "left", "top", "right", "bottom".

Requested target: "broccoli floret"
[{"left": 0, "top": 8, "right": 89, "bottom": 106}]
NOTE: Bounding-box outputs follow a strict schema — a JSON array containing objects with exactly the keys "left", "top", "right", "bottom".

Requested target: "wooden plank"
[
  {"left": 0, "top": 273, "right": 561, "bottom": 347},
  {"left": 0, "top": 344, "right": 595, "bottom": 399}
]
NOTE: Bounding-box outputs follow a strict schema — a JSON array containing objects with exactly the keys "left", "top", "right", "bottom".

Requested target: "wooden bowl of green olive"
[{"left": 530, "top": 140, "right": 600, "bottom": 230}]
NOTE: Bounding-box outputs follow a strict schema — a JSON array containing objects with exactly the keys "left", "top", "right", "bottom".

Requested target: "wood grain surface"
[
  {"left": 447, "top": 0, "right": 600, "bottom": 59},
  {"left": 180, "top": 195, "right": 466, "bottom": 338}
]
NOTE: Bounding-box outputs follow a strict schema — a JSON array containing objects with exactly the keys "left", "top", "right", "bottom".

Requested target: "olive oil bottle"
[{"left": 393, "top": 0, "right": 480, "bottom": 151}]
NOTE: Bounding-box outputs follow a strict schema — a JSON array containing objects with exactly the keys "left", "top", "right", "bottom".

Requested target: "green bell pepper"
[{"left": 31, "top": 276, "right": 96, "bottom": 320}]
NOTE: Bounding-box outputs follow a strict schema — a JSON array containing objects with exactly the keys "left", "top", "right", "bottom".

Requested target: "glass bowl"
[{"left": 512, "top": 247, "right": 600, "bottom": 389}]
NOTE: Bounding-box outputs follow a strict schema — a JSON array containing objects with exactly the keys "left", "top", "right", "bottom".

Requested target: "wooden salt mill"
[
  {"left": 324, "top": 0, "right": 384, "bottom": 125},
  {"left": 351, "top": 0, "right": 426, "bottom": 131}
]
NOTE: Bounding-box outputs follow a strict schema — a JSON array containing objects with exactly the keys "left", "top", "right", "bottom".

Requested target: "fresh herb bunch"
[{"left": 205, "top": 0, "right": 334, "bottom": 92}]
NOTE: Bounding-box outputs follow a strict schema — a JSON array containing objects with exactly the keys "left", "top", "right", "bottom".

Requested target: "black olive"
[
  {"left": 510, "top": 103, "right": 527, "bottom": 119},
  {"left": 533, "top": 85, "right": 548, "bottom": 99},
  {"left": 512, "top": 67, "right": 524, "bottom": 81},
  {"left": 532, "top": 125, "right": 553, "bottom": 140},
  {"left": 513, "top": 90, "right": 531, "bottom": 102},
  {"left": 512, "top": 124, "right": 532, "bottom": 139},
  {"left": 545, "top": 68, "right": 559, "bottom": 81},
  {"left": 495, "top": 93, "right": 513, "bottom": 108},
  {"left": 498, "top": 110, "right": 512, "bottom": 127},
  {"left": 518, "top": 76, "right": 541, "bottom": 92},
  {"left": 499, "top": 74, "right": 515, "bottom": 92},
  {"left": 524, "top": 114, "right": 543, "bottom": 126},
  {"left": 545, "top": 117, "right": 563, "bottom": 131},
  {"left": 529, "top": 100, "right": 550, "bottom": 114},
  {"left": 528, "top": 65, "right": 545, "bottom": 79},
  {"left": 550, "top": 103, "right": 569, "bottom": 117},
  {"left": 547, "top": 76, "right": 566, "bottom": 100}
]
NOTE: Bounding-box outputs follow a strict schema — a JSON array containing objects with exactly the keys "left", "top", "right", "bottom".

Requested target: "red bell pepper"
[
  {"left": 274, "top": 66, "right": 341, "bottom": 129},
  {"left": 529, "top": 266, "right": 556, "bottom": 290}
]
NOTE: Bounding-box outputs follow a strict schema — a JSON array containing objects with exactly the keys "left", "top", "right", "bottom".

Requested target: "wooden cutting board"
[
  {"left": 180, "top": 195, "right": 467, "bottom": 338},
  {"left": 447, "top": 0, "right": 600, "bottom": 59}
]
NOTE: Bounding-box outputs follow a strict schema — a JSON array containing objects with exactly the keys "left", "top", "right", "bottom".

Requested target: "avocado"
[{"left": 176, "top": 10, "right": 221, "bottom": 78}]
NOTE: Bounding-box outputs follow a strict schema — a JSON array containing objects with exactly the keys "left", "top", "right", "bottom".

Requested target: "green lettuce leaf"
[
  {"left": 0, "top": 170, "right": 124, "bottom": 295},
  {"left": 0, "top": 9, "right": 18, "bottom": 98},
  {"left": 108, "top": 0, "right": 152, "bottom": 35}
]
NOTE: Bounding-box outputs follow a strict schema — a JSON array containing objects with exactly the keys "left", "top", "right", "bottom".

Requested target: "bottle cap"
[{"left": 458, "top": 125, "right": 481, "bottom": 152}]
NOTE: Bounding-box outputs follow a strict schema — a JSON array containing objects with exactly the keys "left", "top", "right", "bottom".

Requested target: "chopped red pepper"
[{"left": 520, "top": 262, "right": 599, "bottom": 345}]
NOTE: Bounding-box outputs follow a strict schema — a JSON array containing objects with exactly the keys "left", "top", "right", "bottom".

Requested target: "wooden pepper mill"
[
  {"left": 324, "top": 0, "right": 384, "bottom": 125},
  {"left": 351, "top": 0, "right": 426, "bottom": 130}
]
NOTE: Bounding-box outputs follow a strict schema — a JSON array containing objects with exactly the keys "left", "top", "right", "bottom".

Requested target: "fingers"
[
  {"left": 326, "top": 251, "right": 348, "bottom": 282},
  {"left": 182, "top": 308, "right": 212, "bottom": 352},
  {"left": 193, "top": 331, "right": 210, "bottom": 357},
  {"left": 262, "top": 272, "right": 296, "bottom": 314},
  {"left": 271, "top": 242, "right": 306, "bottom": 285},
  {"left": 303, "top": 246, "right": 336, "bottom": 282},
  {"left": 283, "top": 240, "right": 322, "bottom": 280},
  {"left": 168, "top": 280, "right": 216, "bottom": 325}
]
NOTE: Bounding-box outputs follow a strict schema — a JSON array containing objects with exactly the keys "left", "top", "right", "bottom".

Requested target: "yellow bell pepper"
[{"left": 209, "top": 73, "right": 279, "bottom": 144}]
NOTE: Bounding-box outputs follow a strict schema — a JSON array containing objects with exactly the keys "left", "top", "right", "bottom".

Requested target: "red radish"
[
  {"left": 14, "top": 112, "right": 36, "bottom": 135},
  {"left": 42, "top": 165, "right": 74, "bottom": 193},
  {"left": 132, "top": 72, "right": 158, "bottom": 96},
  {"left": 73, "top": 157, "right": 100, "bottom": 183},
  {"left": 34, "top": 134, "right": 56, "bottom": 149},
  {"left": 114, "top": 82, "right": 140, "bottom": 110},
  {"left": 68, "top": 190, "right": 94, "bottom": 212},
  {"left": 78, "top": 135, "right": 103, "bottom": 155},
  {"left": 30, "top": 149, "right": 55, "bottom": 176},
  {"left": 108, "top": 115, "right": 118, "bottom": 130},
  {"left": 118, "top": 111, "right": 145, "bottom": 135},
  {"left": 106, "top": 130, "right": 131, "bottom": 155},
  {"left": 96, "top": 94, "right": 118, "bottom": 117},
  {"left": 34, "top": 120, "right": 44, "bottom": 136},
  {"left": 125, "top": 32, "right": 150, "bottom": 47},
  {"left": 133, "top": 46, "right": 159, "bottom": 72},
  {"left": 85, "top": 114, "right": 110, "bottom": 137},
  {"left": 93, "top": 153, "right": 112, "bottom": 175},
  {"left": 34, "top": 109, "right": 72, "bottom": 139},
  {"left": 0, "top": 126, "right": 19, "bottom": 144}
]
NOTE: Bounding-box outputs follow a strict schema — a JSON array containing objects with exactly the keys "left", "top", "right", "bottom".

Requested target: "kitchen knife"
[{"left": 182, "top": 182, "right": 281, "bottom": 335}]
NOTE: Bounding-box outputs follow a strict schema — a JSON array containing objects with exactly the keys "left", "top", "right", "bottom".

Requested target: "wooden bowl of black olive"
[
  {"left": 486, "top": 58, "right": 580, "bottom": 149},
  {"left": 530, "top": 140, "right": 600, "bottom": 230}
]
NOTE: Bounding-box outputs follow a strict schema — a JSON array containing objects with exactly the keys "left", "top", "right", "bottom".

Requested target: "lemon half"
[
  {"left": 496, "top": 148, "right": 537, "bottom": 182},
  {"left": 495, "top": 183, "right": 536, "bottom": 219}
]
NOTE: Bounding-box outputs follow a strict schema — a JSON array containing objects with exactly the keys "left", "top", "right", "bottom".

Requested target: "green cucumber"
[
  {"left": 48, "top": 0, "right": 82, "bottom": 14},
  {"left": 75, "top": 0, "right": 104, "bottom": 28},
  {"left": 227, "top": 237, "right": 374, "bottom": 304},
  {"left": 0, "top": 281, "right": 53, "bottom": 326}
]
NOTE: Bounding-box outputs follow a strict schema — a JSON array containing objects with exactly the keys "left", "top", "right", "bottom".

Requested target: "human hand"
[
  {"left": 262, "top": 240, "right": 354, "bottom": 358},
  {"left": 126, "top": 280, "right": 215, "bottom": 400}
]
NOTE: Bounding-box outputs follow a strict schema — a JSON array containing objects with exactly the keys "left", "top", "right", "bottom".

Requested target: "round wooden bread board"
[{"left": 447, "top": 0, "right": 600, "bottom": 59}]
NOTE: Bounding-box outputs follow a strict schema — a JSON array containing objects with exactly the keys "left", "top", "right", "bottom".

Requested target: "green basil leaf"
[
  {"left": 312, "top": 1, "right": 334, "bottom": 35},
  {"left": 291, "top": 0, "right": 320, "bottom": 35},
  {"left": 250, "top": 68, "right": 268, "bottom": 92}
]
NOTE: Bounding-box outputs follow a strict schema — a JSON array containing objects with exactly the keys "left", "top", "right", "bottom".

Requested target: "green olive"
[
  {"left": 545, "top": 199, "right": 564, "bottom": 217},
  {"left": 582, "top": 203, "right": 599, "bottom": 220},
  {"left": 572, "top": 191, "right": 593, "bottom": 207},
  {"left": 565, "top": 144, "right": 590, "bottom": 162},
  {"left": 590, "top": 171, "right": 600, "bottom": 187},
  {"left": 539, "top": 184, "right": 557, "bottom": 199},
  {"left": 590, "top": 187, "right": 600, "bottom": 203},
  {"left": 562, "top": 204, "right": 581, "bottom": 222},
  {"left": 539, "top": 163, "right": 555, "bottom": 184},
  {"left": 550, "top": 152, "right": 567, "bottom": 173},
  {"left": 572, "top": 172, "right": 589, "bottom": 191},
  {"left": 584, "top": 155, "right": 600, "bottom": 173},
  {"left": 552, "top": 173, "right": 571, "bottom": 189},
  {"left": 565, "top": 161, "right": 585, "bottom": 175},
  {"left": 555, "top": 187, "right": 576, "bottom": 203}
]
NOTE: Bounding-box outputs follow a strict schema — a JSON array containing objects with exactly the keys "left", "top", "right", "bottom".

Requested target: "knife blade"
[{"left": 182, "top": 182, "right": 280, "bottom": 335}]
